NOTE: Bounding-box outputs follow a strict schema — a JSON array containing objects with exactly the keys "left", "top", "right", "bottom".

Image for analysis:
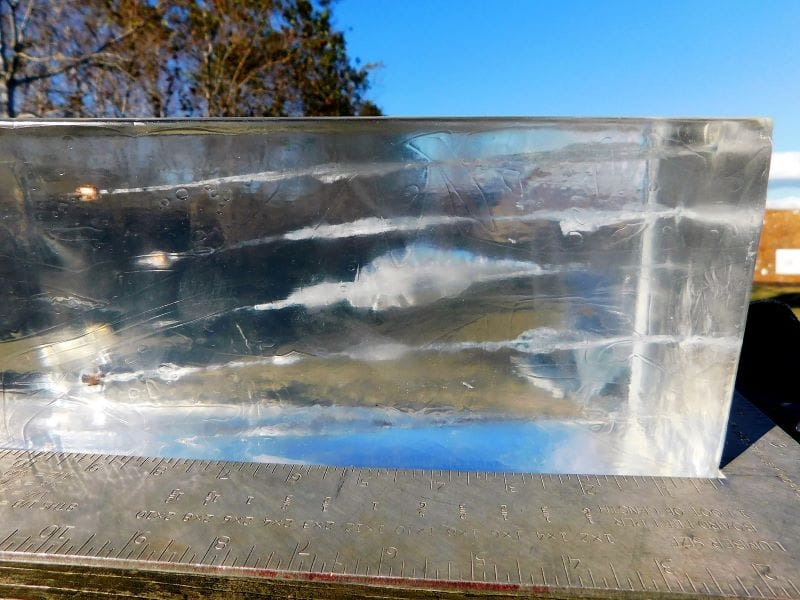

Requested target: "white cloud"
[
  {"left": 770, "top": 152, "right": 800, "bottom": 181},
  {"left": 766, "top": 195, "right": 800, "bottom": 210}
]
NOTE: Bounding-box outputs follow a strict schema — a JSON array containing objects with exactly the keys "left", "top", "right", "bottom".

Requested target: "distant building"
[{"left": 755, "top": 152, "right": 800, "bottom": 283}]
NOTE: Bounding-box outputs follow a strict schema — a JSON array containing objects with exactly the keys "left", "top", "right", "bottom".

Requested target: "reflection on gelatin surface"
[{"left": 0, "top": 119, "right": 771, "bottom": 476}]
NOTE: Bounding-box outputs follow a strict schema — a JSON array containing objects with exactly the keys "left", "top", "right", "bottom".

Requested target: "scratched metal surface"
[{"left": 0, "top": 396, "right": 798, "bottom": 599}]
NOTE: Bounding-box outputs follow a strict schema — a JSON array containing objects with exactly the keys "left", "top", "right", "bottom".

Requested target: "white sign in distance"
[{"left": 775, "top": 248, "right": 800, "bottom": 275}]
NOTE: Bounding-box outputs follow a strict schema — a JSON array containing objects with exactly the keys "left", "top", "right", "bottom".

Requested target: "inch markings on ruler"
[{"left": 0, "top": 406, "right": 799, "bottom": 598}]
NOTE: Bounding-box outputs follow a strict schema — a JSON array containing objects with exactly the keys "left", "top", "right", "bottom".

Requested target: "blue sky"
[{"left": 336, "top": 0, "right": 800, "bottom": 152}]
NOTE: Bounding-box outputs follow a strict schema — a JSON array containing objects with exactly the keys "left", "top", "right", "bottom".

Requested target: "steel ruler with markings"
[{"left": 0, "top": 396, "right": 798, "bottom": 599}]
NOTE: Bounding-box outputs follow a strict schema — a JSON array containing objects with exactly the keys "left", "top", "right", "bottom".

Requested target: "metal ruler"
[{"left": 0, "top": 396, "right": 798, "bottom": 599}]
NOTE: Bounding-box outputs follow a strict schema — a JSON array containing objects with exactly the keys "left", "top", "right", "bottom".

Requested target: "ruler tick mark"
[
  {"left": 10, "top": 535, "right": 30, "bottom": 552},
  {"left": 610, "top": 562, "right": 621, "bottom": 588},
  {"left": 654, "top": 559, "right": 672, "bottom": 591},
  {"left": 243, "top": 545, "right": 255, "bottom": 567},
  {"left": 0, "top": 529, "right": 18, "bottom": 548},
  {"left": 561, "top": 555, "right": 571, "bottom": 585},
  {"left": 737, "top": 575, "right": 752, "bottom": 597},
  {"left": 116, "top": 532, "right": 139, "bottom": 558},
  {"left": 636, "top": 569, "right": 646, "bottom": 590},
  {"left": 708, "top": 567, "right": 724, "bottom": 594},
  {"left": 75, "top": 533, "right": 95, "bottom": 555},
  {"left": 136, "top": 544, "right": 150, "bottom": 560},
  {"left": 157, "top": 540, "right": 173, "bottom": 561},
  {"left": 52, "top": 537, "right": 69, "bottom": 555}
]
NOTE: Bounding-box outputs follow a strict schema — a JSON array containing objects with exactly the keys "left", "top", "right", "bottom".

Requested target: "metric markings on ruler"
[{"left": 0, "top": 448, "right": 799, "bottom": 598}]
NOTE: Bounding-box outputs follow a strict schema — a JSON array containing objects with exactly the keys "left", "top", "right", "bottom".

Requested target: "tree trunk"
[
  {"left": 0, "top": 78, "right": 10, "bottom": 118},
  {"left": 6, "top": 78, "right": 16, "bottom": 117}
]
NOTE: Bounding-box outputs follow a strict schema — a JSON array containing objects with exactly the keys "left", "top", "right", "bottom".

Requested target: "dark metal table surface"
[{"left": 0, "top": 394, "right": 798, "bottom": 599}]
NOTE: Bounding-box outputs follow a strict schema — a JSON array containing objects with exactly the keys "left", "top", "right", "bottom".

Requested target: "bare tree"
[
  {"left": 0, "top": 0, "right": 154, "bottom": 117},
  {"left": 0, "top": 0, "right": 379, "bottom": 118}
]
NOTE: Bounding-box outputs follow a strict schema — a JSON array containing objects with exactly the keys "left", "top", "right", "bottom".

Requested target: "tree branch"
[{"left": 16, "top": 25, "right": 141, "bottom": 85}]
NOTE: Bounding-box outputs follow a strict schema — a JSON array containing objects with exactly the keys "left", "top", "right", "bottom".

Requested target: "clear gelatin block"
[{"left": 0, "top": 118, "right": 771, "bottom": 476}]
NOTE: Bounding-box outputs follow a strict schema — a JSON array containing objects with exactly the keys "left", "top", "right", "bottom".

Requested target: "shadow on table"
[{"left": 722, "top": 300, "right": 800, "bottom": 468}]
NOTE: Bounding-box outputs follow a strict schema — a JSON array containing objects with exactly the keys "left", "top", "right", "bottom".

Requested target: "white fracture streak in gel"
[
  {"left": 493, "top": 206, "right": 668, "bottom": 236},
  {"left": 126, "top": 206, "right": 760, "bottom": 269},
  {"left": 230, "top": 215, "right": 473, "bottom": 250},
  {"left": 124, "top": 216, "right": 476, "bottom": 270},
  {"left": 282, "top": 215, "right": 473, "bottom": 241},
  {"left": 497, "top": 205, "right": 760, "bottom": 236},
  {"left": 102, "top": 353, "right": 304, "bottom": 385},
  {"left": 134, "top": 251, "right": 184, "bottom": 270},
  {"left": 272, "top": 206, "right": 756, "bottom": 241},
  {"left": 252, "top": 245, "right": 549, "bottom": 312},
  {"left": 36, "top": 295, "right": 106, "bottom": 310},
  {"left": 427, "top": 327, "right": 739, "bottom": 354},
  {"left": 96, "top": 328, "right": 737, "bottom": 392},
  {"left": 98, "top": 161, "right": 417, "bottom": 196},
  {"left": 555, "top": 209, "right": 654, "bottom": 236}
]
